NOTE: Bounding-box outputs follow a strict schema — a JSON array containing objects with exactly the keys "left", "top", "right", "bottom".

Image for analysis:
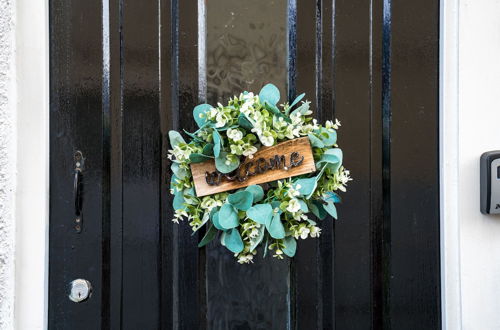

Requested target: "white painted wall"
[
  {"left": 442, "top": 0, "right": 500, "bottom": 329},
  {"left": 0, "top": 0, "right": 48, "bottom": 329},
  {"left": 0, "top": 0, "right": 17, "bottom": 327},
  {"left": 0, "top": 0, "right": 498, "bottom": 329}
]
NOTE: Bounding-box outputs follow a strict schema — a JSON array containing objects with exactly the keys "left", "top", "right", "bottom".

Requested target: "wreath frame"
[{"left": 168, "top": 83, "right": 351, "bottom": 263}]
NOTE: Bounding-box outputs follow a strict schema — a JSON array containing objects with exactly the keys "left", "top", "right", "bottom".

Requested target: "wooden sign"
[{"left": 191, "top": 137, "right": 316, "bottom": 197}]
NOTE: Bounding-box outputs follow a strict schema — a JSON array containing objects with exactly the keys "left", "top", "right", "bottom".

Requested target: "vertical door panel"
[
  {"left": 49, "top": 1, "right": 105, "bottom": 328},
  {"left": 121, "top": 0, "right": 162, "bottom": 328},
  {"left": 204, "top": 1, "right": 290, "bottom": 329}
]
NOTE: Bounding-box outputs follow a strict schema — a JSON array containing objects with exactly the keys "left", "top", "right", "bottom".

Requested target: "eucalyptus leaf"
[
  {"left": 290, "top": 101, "right": 310, "bottom": 117},
  {"left": 213, "top": 130, "right": 222, "bottom": 157},
  {"left": 289, "top": 93, "right": 305, "bottom": 109},
  {"left": 316, "top": 148, "right": 343, "bottom": 172},
  {"left": 220, "top": 231, "right": 227, "bottom": 246},
  {"left": 317, "top": 127, "right": 337, "bottom": 146},
  {"left": 245, "top": 185, "right": 264, "bottom": 203},
  {"left": 246, "top": 203, "right": 273, "bottom": 225},
  {"left": 238, "top": 113, "right": 254, "bottom": 130},
  {"left": 212, "top": 211, "right": 224, "bottom": 230},
  {"left": 168, "top": 130, "right": 185, "bottom": 148},
  {"left": 310, "top": 200, "right": 327, "bottom": 220},
  {"left": 193, "top": 104, "right": 212, "bottom": 128},
  {"left": 294, "top": 177, "right": 318, "bottom": 198},
  {"left": 219, "top": 203, "right": 239, "bottom": 229},
  {"left": 183, "top": 129, "right": 204, "bottom": 142},
  {"left": 298, "top": 199, "right": 309, "bottom": 212},
  {"left": 198, "top": 223, "right": 218, "bottom": 247},
  {"left": 189, "top": 153, "right": 212, "bottom": 163},
  {"left": 322, "top": 191, "right": 341, "bottom": 203},
  {"left": 215, "top": 151, "right": 240, "bottom": 173},
  {"left": 263, "top": 101, "right": 291, "bottom": 123},
  {"left": 263, "top": 234, "right": 270, "bottom": 258},
  {"left": 283, "top": 236, "right": 297, "bottom": 257},
  {"left": 202, "top": 143, "right": 214, "bottom": 156},
  {"left": 173, "top": 192, "right": 186, "bottom": 211},
  {"left": 171, "top": 163, "right": 188, "bottom": 180},
  {"left": 225, "top": 228, "right": 244, "bottom": 253},
  {"left": 249, "top": 225, "right": 266, "bottom": 252},
  {"left": 266, "top": 213, "right": 285, "bottom": 239},
  {"left": 323, "top": 201, "right": 338, "bottom": 219},
  {"left": 259, "top": 83, "right": 280, "bottom": 105},
  {"left": 308, "top": 133, "right": 325, "bottom": 148},
  {"left": 228, "top": 191, "right": 254, "bottom": 211}
]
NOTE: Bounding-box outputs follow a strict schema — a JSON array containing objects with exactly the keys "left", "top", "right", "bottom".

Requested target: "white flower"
[
  {"left": 310, "top": 226, "right": 321, "bottom": 238},
  {"left": 200, "top": 197, "right": 217, "bottom": 210},
  {"left": 288, "top": 185, "right": 301, "bottom": 198},
  {"left": 290, "top": 112, "right": 303, "bottom": 125},
  {"left": 172, "top": 209, "right": 188, "bottom": 224},
  {"left": 237, "top": 254, "right": 254, "bottom": 264},
  {"left": 215, "top": 112, "right": 227, "bottom": 128},
  {"left": 260, "top": 131, "right": 274, "bottom": 146},
  {"left": 287, "top": 198, "right": 301, "bottom": 213},
  {"left": 227, "top": 128, "right": 243, "bottom": 141},
  {"left": 242, "top": 146, "right": 257, "bottom": 158},
  {"left": 230, "top": 144, "right": 244, "bottom": 155},
  {"left": 298, "top": 226, "right": 310, "bottom": 239}
]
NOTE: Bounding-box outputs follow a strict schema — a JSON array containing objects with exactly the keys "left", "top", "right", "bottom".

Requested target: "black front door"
[{"left": 49, "top": 0, "right": 440, "bottom": 329}]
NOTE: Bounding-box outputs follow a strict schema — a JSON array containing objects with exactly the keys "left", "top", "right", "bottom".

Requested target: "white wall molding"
[
  {"left": 440, "top": 0, "right": 463, "bottom": 328},
  {"left": 14, "top": 0, "right": 49, "bottom": 328}
]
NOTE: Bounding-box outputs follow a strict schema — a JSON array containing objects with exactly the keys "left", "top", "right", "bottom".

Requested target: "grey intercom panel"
[{"left": 480, "top": 151, "right": 500, "bottom": 214}]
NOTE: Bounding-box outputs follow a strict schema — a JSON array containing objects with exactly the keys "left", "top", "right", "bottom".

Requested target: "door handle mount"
[{"left": 74, "top": 151, "right": 84, "bottom": 233}]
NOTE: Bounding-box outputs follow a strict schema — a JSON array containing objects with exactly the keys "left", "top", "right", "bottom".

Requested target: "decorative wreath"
[{"left": 168, "top": 83, "right": 351, "bottom": 264}]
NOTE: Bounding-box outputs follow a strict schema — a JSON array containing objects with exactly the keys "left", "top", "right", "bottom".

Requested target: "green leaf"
[
  {"left": 289, "top": 93, "right": 305, "bottom": 109},
  {"left": 171, "top": 163, "right": 188, "bottom": 180},
  {"left": 168, "top": 130, "right": 185, "bottom": 148},
  {"left": 249, "top": 225, "right": 266, "bottom": 252},
  {"left": 213, "top": 130, "right": 222, "bottom": 157},
  {"left": 323, "top": 201, "right": 338, "bottom": 219},
  {"left": 173, "top": 192, "right": 185, "bottom": 211},
  {"left": 198, "top": 224, "right": 218, "bottom": 247},
  {"left": 202, "top": 143, "right": 214, "bottom": 156},
  {"left": 215, "top": 151, "right": 240, "bottom": 173},
  {"left": 245, "top": 185, "right": 264, "bottom": 203},
  {"left": 295, "top": 177, "right": 318, "bottom": 198},
  {"left": 228, "top": 191, "right": 253, "bottom": 211},
  {"left": 266, "top": 213, "right": 285, "bottom": 239},
  {"left": 263, "top": 101, "right": 291, "bottom": 123},
  {"left": 247, "top": 203, "right": 273, "bottom": 225},
  {"left": 238, "top": 113, "right": 254, "bottom": 130},
  {"left": 193, "top": 104, "right": 212, "bottom": 128},
  {"left": 189, "top": 153, "right": 212, "bottom": 163},
  {"left": 308, "top": 133, "right": 325, "bottom": 148},
  {"left": 192, "top": 211, "right": 211, "bottom": 235},
  {"left": 259, "top": 83, "right": 280, "bottom": 105},
  {"left": 219, "top": 203, "right": 239, "bottom": 229},
  {"left": 212, "top": 211, "right": 224, "bottom": 230},
  {"left": 316, "top": 148, "right": 343, "bottom": 172},
  {"left": 225, "top": 228, "right": 244, "bottom": 253},
  {"left": 170, "top": 175, "right": 180, "bottom": 194},
  {"left": 310, "top": 200, "right": 327, "bottom": 220},
  {"left": 283, "top": 236, "right": 297, "bottom": 257}
]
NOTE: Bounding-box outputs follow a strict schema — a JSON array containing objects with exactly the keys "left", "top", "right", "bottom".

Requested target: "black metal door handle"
[{"left": 74, "top": 168, "right": 83, "bottom": 216}]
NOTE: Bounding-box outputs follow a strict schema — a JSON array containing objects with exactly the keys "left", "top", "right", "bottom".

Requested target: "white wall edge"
[
  {"left": 440, "top": 0, "right": 462, "bottom": 328},
  {"left": 14, "top": 0, "right": 49, "bottom": 328}
]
